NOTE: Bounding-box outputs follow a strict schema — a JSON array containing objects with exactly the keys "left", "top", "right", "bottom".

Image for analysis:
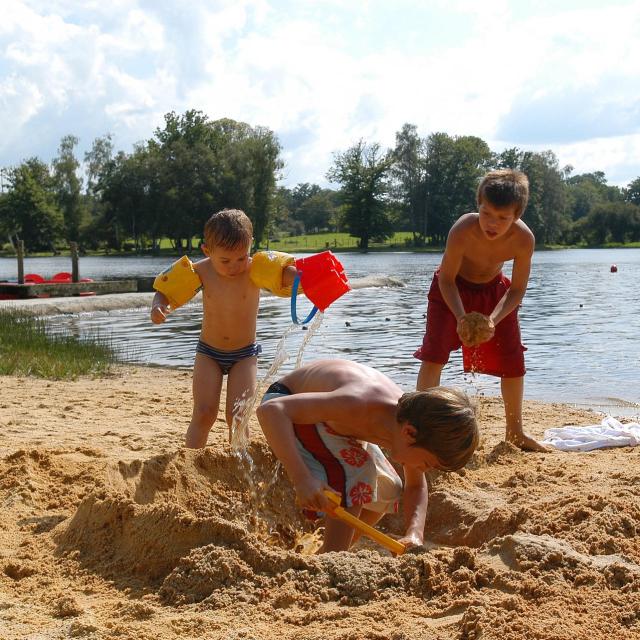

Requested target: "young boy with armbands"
[{"left": 150, "top": 208, "right": 298, "bottom": 447}]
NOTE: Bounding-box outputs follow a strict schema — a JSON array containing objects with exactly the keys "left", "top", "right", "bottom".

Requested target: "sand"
[
  {"left": 459, "top": 312, "right": 493, "bottom": 347},
  {"left": 1, "top": 365, "right": 639, "bottom": 640}
]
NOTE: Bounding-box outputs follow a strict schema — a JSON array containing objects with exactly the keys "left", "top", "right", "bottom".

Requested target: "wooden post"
[
  {"left": 17, "top": 240, "right": 25, "bottom": 284},
  {"left": 70, "top": 242, "right": 79, "bottom": 283}
]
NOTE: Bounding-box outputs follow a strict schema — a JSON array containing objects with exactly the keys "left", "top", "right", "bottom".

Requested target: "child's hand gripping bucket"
[{"left": 291, "top": 251, "right": 351, "bottom": 324}]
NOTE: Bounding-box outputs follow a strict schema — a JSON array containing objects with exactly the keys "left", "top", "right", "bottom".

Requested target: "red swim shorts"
[{"left": 414, "top": 270, "right": 526, "bottom": 378}]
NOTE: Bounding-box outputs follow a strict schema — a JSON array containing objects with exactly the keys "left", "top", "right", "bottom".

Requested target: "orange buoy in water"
[{"left": 610, "top": 264, "right": 618, "bottom": 273}]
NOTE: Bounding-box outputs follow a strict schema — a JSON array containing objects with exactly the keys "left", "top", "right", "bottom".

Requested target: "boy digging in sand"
[
  {"left": 151, "top": 208, "right": 297, "bottom": 447},
  {"left": 414, "top": 169, "right": 548, "bottom": 452},
  {"left": 257, "top": 358, "right": 479, "bottom": 553}
]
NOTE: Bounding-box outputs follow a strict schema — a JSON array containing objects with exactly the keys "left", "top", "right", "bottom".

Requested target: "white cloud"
[
  {"left": 538, "top": 133, "right": 640, "bottom": 187},
  {"left": 0, "top": 74, "right": 44, "bottom": 132},
  {"left": 0, "top": 0, "right": 638, "bottom": 187}
]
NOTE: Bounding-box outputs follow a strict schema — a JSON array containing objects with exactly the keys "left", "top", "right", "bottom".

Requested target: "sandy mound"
[
  {"left": 2, "top": 366, "right": 640, "bottom": 639},
  {"left": 161, "top": 545, "right": 446, "bottom": 608},
  {"left": 425, "top": 486, "right": 526, "bottom": 547},
  {"left": 55, "top": 444, "right": 309, "bottom": 584}
]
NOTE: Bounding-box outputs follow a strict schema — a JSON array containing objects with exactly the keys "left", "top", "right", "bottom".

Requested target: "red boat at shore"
[{"left": 0, "top": 273, "right": 95, "bottom": 300}]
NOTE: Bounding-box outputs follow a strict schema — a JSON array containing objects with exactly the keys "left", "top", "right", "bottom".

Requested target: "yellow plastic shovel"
[{"left": 323, "top": 490, "right": 406, "bottom": 555}]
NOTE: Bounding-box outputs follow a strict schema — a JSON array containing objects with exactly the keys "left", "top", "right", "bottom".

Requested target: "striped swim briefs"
[{"left": 196, "top": 340, "right": 262, "bottom": 375}]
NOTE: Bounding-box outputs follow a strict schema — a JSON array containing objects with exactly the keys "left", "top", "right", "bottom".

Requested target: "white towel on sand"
[{"left": 542, "top": 416, "right": 640, "bottom": 452}]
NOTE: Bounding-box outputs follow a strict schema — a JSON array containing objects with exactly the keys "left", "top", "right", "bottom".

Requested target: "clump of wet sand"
[{"left": 459, "top": 311, "right": 493, "bottom": 345}]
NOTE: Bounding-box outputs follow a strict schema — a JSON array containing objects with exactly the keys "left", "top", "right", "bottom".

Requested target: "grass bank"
[
  {"left": 0, "top": 308, "right": 119, "bottom": 378},
  {"left": 0, "top": 235, "right": 437, "bottom": 258}
]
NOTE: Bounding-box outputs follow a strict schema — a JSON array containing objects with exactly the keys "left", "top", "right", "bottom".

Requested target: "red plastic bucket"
[{"left": 294, "top": 251, "right": 350, "bottom": 312}]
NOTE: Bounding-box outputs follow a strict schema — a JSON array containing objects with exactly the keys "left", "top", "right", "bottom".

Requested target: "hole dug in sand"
[{"left": 483, "top": 532, "right": 640, "bottom": 586}]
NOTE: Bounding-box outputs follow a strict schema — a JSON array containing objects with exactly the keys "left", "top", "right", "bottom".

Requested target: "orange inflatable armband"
[
  {"left": 250, "top": 250, "right": 297, "bottom": 297},
  {"left": 153, "top": 256, "right": 202, "bottom": 309}
]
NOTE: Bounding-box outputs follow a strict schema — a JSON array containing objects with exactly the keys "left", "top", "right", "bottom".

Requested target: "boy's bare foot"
[{"left": 505, "top": 432, "right": 550, "bottom": 452}]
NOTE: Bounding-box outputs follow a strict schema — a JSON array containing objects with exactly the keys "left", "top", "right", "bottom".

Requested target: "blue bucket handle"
[{"left": 291, "top": 274, "right": 318, "bottom": 325}]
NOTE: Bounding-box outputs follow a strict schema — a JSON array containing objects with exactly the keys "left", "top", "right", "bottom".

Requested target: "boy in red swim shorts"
[{"left": 415, "top": 169, "right": 548, "bottom": 452}]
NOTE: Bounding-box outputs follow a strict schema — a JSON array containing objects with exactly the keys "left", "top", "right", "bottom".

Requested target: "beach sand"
[{"left": 1, "top": 365, "right": 639, "bottom": 639}]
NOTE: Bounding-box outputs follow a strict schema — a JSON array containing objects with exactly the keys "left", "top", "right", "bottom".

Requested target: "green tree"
[
  {"left": 568, "top": 172, "right": 623, "bottom": 201},
  {"left": 625, "top": 177, "right": 640, "bottom": 207},
  {"left": 84, "top": 134, "right": 114, "bottom": 198},
  {"left": 291, "top": 183, "right": 322, "bottom": 212},
  {"left": 210, "top": 118, "right": 283, "bottom": 247},
  {"left": 564, "top": 172, "right": 626, "bottom": 243},
  {"left": 566, "top": 179, "right": 601, "bottom": 220},
  {"left": 297, "top": 189, "right": 338, "bottom": 232},
  {"left": 242, "top": 125, "right": 283, "bottom": 246},
  {"left": 495, "top": 147, "right": 524, "bottom": 170},
  {"left": 81, "top": 134, "right": 115, "bottom": 248},
  {"left": 1, "top": 159, "right": 63, "bottom": 251},
  {"left": 327, "top": 140, "right": 393, "bottom": 252},
  {"left": 148, "top": 113, "right": 283, "bottom": 249},
  {"left": 94, "top": 151, "right": 134, "bottom": 250},
  {"left": 423, "top": 133, "right": 491, "bottom": 243},
  {"left": 391, "top": 123, "right": 426, "bottom": 244},
  {"left": 153, "top": 111, "right": 220, "bottom": 250},
  {"left": 52, "top": 135, "right": 84, "bottom": 242},
  {"left": 269, "top": 187, "right": 302, "bottom": 238},
  {"left": 582, "top": 202, "right": 640, "bottom": 244},
  {"left": 518, "top": 151, "right": 568, "bottom": 245},
  {"left": 90, "top": 111, "right": 283, "bottom": 251},
  {"left": 448, "top": 135, "right": 492, "bottom": 219},
  {"left": 0, "top": 194, "right": 7, "bottom": 244},
  {"left": 96, "top": 144, "right": 165, "bottom": 251},
  {"left": 423, "top": 132, "right": 454, "bottom": 243},
  {"left": 583, "top": 204, "right": 610, "bottom": 245},
  {"left": 281, "top": 183, "right": 340, "bottom": 234}
]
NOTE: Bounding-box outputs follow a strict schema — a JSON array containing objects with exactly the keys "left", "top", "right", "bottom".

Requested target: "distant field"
[
  {"left": 157, "top": 231, "right": 418, "bottom": 252},
  {"left": 264, "top": 231, "right": 416, "bottom": 251}
]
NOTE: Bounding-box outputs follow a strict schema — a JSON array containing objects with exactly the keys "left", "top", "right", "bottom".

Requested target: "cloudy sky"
[{"left": 1, "top": 0, "right": 639, "bottom": 189}]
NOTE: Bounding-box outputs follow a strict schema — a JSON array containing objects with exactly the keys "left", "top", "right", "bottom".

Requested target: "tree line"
[{"left": 1, "top": 111, "right": 639, "bottom": 253}]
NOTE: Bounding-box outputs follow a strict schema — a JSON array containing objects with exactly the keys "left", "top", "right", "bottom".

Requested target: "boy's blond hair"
[
  {"left": 204, "top": 209, "right": 253, "bottom": 249},
  {"left": 397, "top": 388, "right": 479, "bottom": 471},
  {"left": 477, "top": 169, "right": 529, "bottom": 218}
]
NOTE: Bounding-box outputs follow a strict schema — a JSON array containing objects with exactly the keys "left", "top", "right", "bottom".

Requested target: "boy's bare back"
[
  {"left": 194, "top": 257, "right": 260, "bottom": 351},
  {"left": 277, "top": 358, "right": 402, "bottom": 440}
]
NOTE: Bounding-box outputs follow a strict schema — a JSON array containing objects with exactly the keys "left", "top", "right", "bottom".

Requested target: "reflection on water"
[{"left": 1, "top": 249, "right": 638, "bottom": 416}]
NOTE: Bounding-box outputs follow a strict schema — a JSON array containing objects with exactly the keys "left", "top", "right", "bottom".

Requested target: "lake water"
[{"left": 1, "top": 248, "right": 638, "bottom": 417}]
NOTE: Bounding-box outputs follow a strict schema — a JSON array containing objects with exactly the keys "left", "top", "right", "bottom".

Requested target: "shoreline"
[{"left": 2, "top": 289, "right": 638, "bottom": 418}]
